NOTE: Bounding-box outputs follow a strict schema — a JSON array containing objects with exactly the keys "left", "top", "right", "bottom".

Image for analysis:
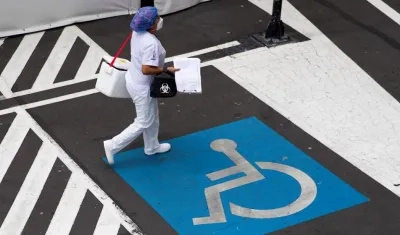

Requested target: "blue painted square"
[{"left": 106, "top": 117, "right": 368, "bottom": 235}]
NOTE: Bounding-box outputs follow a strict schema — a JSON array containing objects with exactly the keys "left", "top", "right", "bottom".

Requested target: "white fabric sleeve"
[{"left": 141, "top": 43, "right": 160, "bottom": 67}]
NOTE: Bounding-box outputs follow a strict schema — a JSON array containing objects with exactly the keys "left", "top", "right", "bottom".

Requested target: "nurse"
[{"left": 103, "top": 6, "right": 179, "bottom": 165}]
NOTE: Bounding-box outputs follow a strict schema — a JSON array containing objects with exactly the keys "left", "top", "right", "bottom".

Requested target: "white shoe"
[
  {"left": 144, "top": 143, "right": 171, "bottom": 156},
  {"left": 103, "top": 140, "right": 114, "bottom": 165}
]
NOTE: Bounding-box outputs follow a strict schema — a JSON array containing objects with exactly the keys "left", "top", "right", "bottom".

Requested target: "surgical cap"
[{"left": 130, "top": 7, "right": 159, "bottom": 32}]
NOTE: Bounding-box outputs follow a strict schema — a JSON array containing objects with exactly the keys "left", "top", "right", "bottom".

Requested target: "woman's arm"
[
  {"left": 141, "top": 65, "right": 163, "bottom": 75},
  {"left": 141, "top": 65, "right": 180, "bottom": 76}
]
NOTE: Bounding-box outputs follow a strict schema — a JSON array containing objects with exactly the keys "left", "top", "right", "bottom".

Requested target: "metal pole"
[
  {"left": 141, "top": 0, "right": 154, "bottom": 7},
  {"left": 265, "top": 0, "right": 288, "bottom": 41}
]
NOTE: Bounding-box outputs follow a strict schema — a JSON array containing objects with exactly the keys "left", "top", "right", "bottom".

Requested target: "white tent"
[{"left": 0, "top": 0, "right": 209, "bottom": 38}]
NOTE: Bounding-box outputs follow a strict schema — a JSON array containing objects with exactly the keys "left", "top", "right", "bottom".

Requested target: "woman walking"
[{"left": 103, "top": 6, "right": 179, "bottom": 165}]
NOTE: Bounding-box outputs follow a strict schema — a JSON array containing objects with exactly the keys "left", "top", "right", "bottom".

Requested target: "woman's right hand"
[{"left": 167, "top": 67, "right": 180, "bottom": 74}]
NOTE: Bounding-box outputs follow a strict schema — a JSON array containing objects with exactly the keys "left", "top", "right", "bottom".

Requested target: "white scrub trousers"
[{"left": 103, "top": 81, "right": 170, "bottom": 164}]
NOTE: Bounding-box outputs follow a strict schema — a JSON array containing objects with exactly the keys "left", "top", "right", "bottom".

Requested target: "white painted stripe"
[
  {"left": 67, "top": 25, "right": 107, "bottom": 82},
  {"left": 45, "top": 173, "right": 87, "bottom": 235},
  {"left": 11, "top": 75, "right": 97, "bottom": 98},
  {"left": 366, "top": 0, "right": 400, "bottom": 26},
  {"left": 0, "top": 89, "right": 99, "bottom": 116},
  {"left": 2, "top": 40, "right": 238, "bottom": 99},
  {"left": 0, "top": 38, "right": 4, "bottom": 46},
  {"left": 0, "top": 55, "right": 236, "bottom": 116},
  {"left": 71, "top": 25, "right": 106, "bottom": 48},
  {"left": 0, "top": 142, "right": 57, "bottom": 235},
  {"left": 217, "top": 0, "right": 400, "bottom": 197},
  {"left": 248, "top": 0, "right": 324, "bottom": 40},
  {"left": 93, "top": 208, "right": 122, "bottom": 235},
  {"left": 1, "top": 67, "right": 139, "bottom": 234},
  {"left": 0, "top": 113, "right": 31, "bottom": 183},
  {"left": 20, "top": 109, "right": 140, "bottom": 234},
  {"left": 74, "top": 46, "right": 104, "bottom": 81},
  {"left": 33, "top": 27, "right": 78, "bottom": 89},
  {"left": 0, "top": 55, "right": 235, "bottom": 115},
  {"left": 0, "top": 32, "right": 44, "bottom": 97},
  {"left": 0, "top": 77, "right": 13, "bottom": 99},
  {"left": 0, "top": 54, "right": 234, "bottom": 115},
  {"left": 164, "top": 41, "right": 240, "bottom": 63}
]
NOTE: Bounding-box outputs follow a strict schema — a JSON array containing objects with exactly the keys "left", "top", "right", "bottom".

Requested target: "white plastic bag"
[{"left": 95, "top": 55, "right": 131, "bottom": 99}]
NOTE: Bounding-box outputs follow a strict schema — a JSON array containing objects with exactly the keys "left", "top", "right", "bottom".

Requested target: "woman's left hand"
[{"left": 167, "top": 67, "right": 180, "bottom": 74}]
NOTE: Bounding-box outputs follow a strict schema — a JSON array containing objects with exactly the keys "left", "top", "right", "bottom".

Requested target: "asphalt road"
[{"left": 1, "top": 0, "right": 400, "bottom": 234}]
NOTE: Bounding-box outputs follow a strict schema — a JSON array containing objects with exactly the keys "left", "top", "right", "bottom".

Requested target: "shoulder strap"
[{"left": 110, "top": 31, "right": 133, "bottom": 67}]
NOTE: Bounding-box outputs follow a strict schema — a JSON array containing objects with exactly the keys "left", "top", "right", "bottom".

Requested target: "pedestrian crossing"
[
  {"left": 0, "top": 26, "right": 105, "bottom": 99},
  {"left": 0, "top": 110, "right": 137, "bottom": 235}
]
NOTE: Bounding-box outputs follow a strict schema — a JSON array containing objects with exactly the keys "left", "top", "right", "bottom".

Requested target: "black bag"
[{"left": 150, "top": 73, "right": 177, "bottom": 98}]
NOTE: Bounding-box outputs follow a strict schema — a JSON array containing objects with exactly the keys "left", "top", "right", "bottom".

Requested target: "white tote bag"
[{"left": 95, "top": 32, "right": 132, "bottom": 99}]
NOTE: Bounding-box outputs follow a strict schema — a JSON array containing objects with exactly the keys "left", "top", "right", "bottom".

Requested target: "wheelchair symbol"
[{"left": 192, "top": 139, "right": 318, "bottom": 225}]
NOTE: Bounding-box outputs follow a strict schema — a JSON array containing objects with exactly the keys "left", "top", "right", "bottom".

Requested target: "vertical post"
[
  {"left": 265, "top": 0, "right": 288, "bottom": 42},
  {"left": 141, "top": 0, "right": 154, "bottom": 7}
]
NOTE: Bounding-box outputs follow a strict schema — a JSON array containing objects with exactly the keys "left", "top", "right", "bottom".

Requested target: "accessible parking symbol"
[{"left": 107, "top": 117, "right": 369, "bottom": 235}]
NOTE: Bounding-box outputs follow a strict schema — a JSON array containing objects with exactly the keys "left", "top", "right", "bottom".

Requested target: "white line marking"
[
  {"left": 2, "top": 38, "right": 237, "bottom": 99},
  {"left": 248, "top": 0, "right": 324, "bottom": 40},
  {"left": 0, "top": 32, "right": 44, "bottom": 97},
  {"left": 74, "top": 44, "right": 104, "bottom": 81},
  {"left": 59, "top": 25, "right": 107, "bottom": 82},
  {"left": 213, "top": 0, "right": 400, "bottom": 197},
  {"left": 0, "top": 89, "right": 98, "bottom": 116},
  {"left": 0, "top": 78, "right": 13, "bottom": 98},
  {"left": 11, "top": 76, "right": 98, "bottom": 98},
  {"left": 33, "top": 27, "right": 78, "bottom": 89},
  {"left": 15, "top": 109, "right": 140, "bottom": 233},
  {"left": 93, "top": 208, "right": 122, "bottom": 235},
  {"left": 366, "top": 0, "right": 400, "bottom": 26},
  {"left": 45, "top": 173, "right": 87, "bottom": 235},
  {"left": 0, "top": 57, "right": 140, "bottom": 235},
  {"left": 0, "top": 54, "right": 237, "bottom": 116},
  {"left": 164, "top": 41, "right": 240, "bottom": 63},
  {"left": 71, "top": 25, "right": 107, "bottom": 49},
  {"left": 0, "top": 53, "right": 234, "bottom": 115},
  {"left": 0, "top": 142, "right": 57, "bottom": 235},
  {"left": 0, "top": 113, "right": 31, "bottom": 183},
  {"left": 0, "top": 25, "right": 105, "bottom": 97}
]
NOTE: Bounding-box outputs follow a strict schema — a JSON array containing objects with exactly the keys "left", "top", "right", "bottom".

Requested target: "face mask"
[{"left": 156, "top": 17, "right": 164, "bottom": 31}]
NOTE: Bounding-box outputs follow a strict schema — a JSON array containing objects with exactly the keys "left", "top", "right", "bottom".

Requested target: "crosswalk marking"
[
  {"left": 221, "top": 0, "right": 400, "bottom": 197},
  {"left": 1, "top": 33, "right": 44, "bottom": 97},
  {"left": 0, "top": 142, "right": 57, "bottom": 235},
  {"left": 0, "top": 22, "right": 244, "bottom": 235},
  {"left": 32, "top": 27, "right": 79, "bottom": 89},
  {"left": 0, "top": 79, "right": 12, "bottom": 98},
  {"left": 0, "top": 27, "right": 241, "bottom": 101},
  {"left": 0, "top": 113, "right": 31, "bottom": 183},
  {"left": 0, "top": 108, "right": 140, "bottom": 234},
  {"left": 11, "top": 76, "right": 98, "bottom": 98},
  {"left": 366, "top": 0, "right": 400, "bottom": 26},
  {"left": 45, "top": 173, "right": 87, "bottom": 235},
  {"left": 0, "top": 26, "right": 106, "bottom": 98},
  {"left": 93, "top": 208, "right": 123, "bottom": 235},
  {"left": 74, "top": 41, "right": 104, "bottom": 82}
]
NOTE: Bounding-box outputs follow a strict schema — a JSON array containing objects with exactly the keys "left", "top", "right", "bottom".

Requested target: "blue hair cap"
[{"left": 130, "top": 7, "right": 159, "bottom": 32}]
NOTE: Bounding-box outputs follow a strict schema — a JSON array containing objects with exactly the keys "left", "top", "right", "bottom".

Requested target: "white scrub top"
[{"left": 126, "top": 31, "right": 166, "bottom": 97}]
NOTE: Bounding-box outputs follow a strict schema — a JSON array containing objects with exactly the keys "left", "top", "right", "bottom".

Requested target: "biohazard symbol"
[{"left": 160, "top": 83, "right": 171, "bottom": 94}]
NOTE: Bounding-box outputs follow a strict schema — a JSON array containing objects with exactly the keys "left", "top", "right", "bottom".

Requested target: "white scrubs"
[{"left": 107, "top": 31, "right": 166, "bottom": 155}]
